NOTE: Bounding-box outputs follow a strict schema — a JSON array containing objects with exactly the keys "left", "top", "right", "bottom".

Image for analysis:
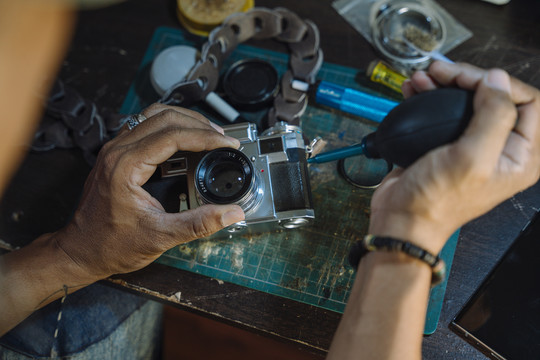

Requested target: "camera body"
[{"left": 144, "top": 122, "right": 314, "bottom": 235}]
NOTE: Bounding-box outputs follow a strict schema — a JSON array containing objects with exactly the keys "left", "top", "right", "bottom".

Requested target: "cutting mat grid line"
[{"left": 121, "top": 27, "right": 458, "bottom": 329}]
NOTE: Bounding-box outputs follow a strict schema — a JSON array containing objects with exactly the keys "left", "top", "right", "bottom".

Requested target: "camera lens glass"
[
  {"left": 196, "top": 148, "right": 254, "bottom": 204},
  {"left": 206, "top": 162, "right": 246, "bottom": 197}
]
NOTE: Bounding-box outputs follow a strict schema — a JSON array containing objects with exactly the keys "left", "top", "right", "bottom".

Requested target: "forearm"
[
  {"left": 327, "top": 251, "right": 432, "bottom": 360},
  {"left": 0, "top": 233, "right": 94, "bottom": 336},
  {"left": 327, "top": 211, "right": 446, "bottom": 360}
]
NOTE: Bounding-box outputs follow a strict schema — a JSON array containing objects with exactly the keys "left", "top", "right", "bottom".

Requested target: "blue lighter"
[{"left": 315, "top": 81, "right": 399, "bottom": 123}]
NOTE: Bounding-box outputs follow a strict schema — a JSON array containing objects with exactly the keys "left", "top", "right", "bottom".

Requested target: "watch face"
[{"left": 451, "top": 211, "right": 540, "bottom": 360}]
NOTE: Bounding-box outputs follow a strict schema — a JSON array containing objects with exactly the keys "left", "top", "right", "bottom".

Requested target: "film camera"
[{"left": 143, "top": 122, "right": 314, "bottom": 235}]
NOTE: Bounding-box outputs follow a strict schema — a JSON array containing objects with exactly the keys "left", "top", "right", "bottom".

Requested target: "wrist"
[
  {"left": 368, "top": 210, "right": 453, "bottom": 255},
  {"left": 33, "top": 231, "right": 99, "bottom": 287},
  {"left": 349, "top": 234, "right": 446, "bottom": 286},
  {"left": 0, "top": 232, "right": 95, "bottom": 331},
  {"left": 362, "top": 250, "right": 433, "bottom": 284},
  {"left": 49, "top": 226, "right": 106, "bottom": 285},
  {"left": 18, "top": 233, "right": 99, "bottom": 293}
]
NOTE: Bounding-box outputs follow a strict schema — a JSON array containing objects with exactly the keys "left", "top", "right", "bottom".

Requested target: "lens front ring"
[{"left": 195, "top": 148, "right": 262, "bottom": 214}]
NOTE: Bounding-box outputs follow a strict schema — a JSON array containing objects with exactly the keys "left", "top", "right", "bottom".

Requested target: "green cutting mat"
[{"left": 120, "top": 26, "right": 458, "bottom": 334}]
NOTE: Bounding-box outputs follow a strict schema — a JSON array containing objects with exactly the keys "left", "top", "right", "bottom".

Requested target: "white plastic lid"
[{"left": 150, "top": 45, "right": 199, "bottom": 96}]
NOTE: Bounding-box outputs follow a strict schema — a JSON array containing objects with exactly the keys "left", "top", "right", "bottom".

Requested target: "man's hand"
[
  {"left": 370, "top": 62, "right": 540, "bottom": 254},
  {"left": 0, "top": 104, "right": 246, "bottom": 336},
  {"left": 328, "top": 62, "right": 540, "bottom": 360},
  {"left": 56, "top": 104, "right": 245, "bottom": 282}
]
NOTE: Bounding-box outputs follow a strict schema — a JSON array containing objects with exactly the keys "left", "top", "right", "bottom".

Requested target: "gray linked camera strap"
[{"left": 160, "top": 7, "right": 324, "bottom": 128}]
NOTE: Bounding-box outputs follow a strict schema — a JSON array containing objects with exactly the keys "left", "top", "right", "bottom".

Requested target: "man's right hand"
[{"left": 370, "top": 62, "right": 540, "bottom": 254}]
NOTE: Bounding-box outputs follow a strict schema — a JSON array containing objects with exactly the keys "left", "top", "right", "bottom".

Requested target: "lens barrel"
[{"left": 195, "top": 148, "right": 261, "bottom": 212}]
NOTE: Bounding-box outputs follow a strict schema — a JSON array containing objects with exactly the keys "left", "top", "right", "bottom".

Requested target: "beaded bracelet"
[{"left": 348, "top": 234, "right": 446, "bottom": 286}]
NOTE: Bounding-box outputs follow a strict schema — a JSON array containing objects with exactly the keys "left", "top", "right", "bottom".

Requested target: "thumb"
[{"left": 162, "top": 204, "right": 245, "bottom": 245}]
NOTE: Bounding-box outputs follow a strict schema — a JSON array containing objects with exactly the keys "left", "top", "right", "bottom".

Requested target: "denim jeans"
[{"left": 0, "top": 283, "right": 163, "bottom": 359}]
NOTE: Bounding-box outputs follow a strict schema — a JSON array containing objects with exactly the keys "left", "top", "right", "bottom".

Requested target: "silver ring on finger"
[{"left": 126, "top": 113, "right": 147, "bottom": 130}]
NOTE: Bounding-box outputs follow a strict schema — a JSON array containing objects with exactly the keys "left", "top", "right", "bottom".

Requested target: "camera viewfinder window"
[{"left": 259, "top": 138, "right": 283, "bottom": 154}]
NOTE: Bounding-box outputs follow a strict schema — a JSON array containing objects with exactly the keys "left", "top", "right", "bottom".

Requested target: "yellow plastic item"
[
  {"left": 367, "top": 60, "right": 408, "bottom": 94},
  {"left": 177, "top": 0, "right": 255, "bottom": 37}
]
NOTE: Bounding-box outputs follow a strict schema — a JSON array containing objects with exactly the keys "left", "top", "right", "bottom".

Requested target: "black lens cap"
[{"left": 223, "top": 59, "right": 279, "bottom": 110}]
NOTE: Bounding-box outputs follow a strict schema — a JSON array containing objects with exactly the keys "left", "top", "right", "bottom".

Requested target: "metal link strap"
[
  {"left": 32, "top": 79, "right": 126, "bottom": 165},
  {"left": 274, "top": 7, "right": 308, "bottom": 43},
  {"left": 288, "top": 20, "right": 320, "bottom": 58},
  {"left": 290, "top": 49, "right": 324, "bottom": 84},
  {"left": 186, "top": 59, "right": 220, "bottom": 93},
  {"left": 160, "top": 7, "right": 323, "bottom": 128},
  {"left": 280, "top": 70, "right": 306, "bottom": 103}
]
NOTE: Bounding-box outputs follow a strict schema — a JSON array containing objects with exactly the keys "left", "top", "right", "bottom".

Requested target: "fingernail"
[
  {"left": 225, "top": 136, "right": 241, "bottom": 148},
  {"left": 209, "top": 122, "right": 224, "bottom": 134},
  {"left": 428, "top": 60, "right": 453, "bottom": 72},
  {"left": 485, "top": 69, "right": 511, "bottom": 93},
  {"left": 221, "top": 206, "right": 245, "bottom": 227}
]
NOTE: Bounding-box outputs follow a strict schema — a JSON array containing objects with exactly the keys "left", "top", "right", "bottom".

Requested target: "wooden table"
[{"left": 2, "top": 0, "right": 539, "bottom": 358}]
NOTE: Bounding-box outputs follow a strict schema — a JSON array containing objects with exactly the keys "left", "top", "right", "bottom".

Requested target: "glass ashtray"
[{"left": 369, "top": 0, "right": 447, "bottom": 74}]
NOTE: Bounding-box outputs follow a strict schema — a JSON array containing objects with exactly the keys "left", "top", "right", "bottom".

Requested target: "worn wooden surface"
[{"left": 1, "top": 0, "right": 539, "bottom": 358}]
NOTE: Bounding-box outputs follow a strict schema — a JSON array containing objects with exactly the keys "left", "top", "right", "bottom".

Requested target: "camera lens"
[
  {"left": 196, "top": 148, "right": 255, "bottom": 205},
  {"left": 206, "top": 162, "right": 246, "bottom": 198}
]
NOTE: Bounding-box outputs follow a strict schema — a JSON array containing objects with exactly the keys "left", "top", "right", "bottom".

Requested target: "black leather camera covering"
[{"left": 270, "top": 148, "right": 312, "bottom": 212}]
